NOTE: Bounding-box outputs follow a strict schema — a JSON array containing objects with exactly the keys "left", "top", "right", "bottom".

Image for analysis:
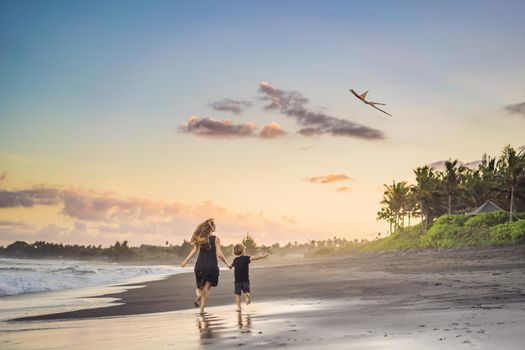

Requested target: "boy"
[{"left": 229, "top": 244, "right": 268, "bottom": 312}]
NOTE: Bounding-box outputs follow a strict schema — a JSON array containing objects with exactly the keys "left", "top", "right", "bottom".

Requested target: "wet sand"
[{"left": 2, "top": 245, "right": 525, "bottom": 349}]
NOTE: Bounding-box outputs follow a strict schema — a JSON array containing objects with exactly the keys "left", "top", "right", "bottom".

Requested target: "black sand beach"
[
  {"left": 4, "top": 245, "right": 525, "bottom": 349},
  {"left": 18, "top": 245, "right": 525, "bottom": 321}
]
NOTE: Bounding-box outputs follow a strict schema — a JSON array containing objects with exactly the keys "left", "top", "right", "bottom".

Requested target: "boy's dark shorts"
[{"left": 234, "top": 281, "right": 250, "bottom": 295}]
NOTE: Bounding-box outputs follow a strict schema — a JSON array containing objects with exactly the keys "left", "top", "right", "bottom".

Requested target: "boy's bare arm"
[{"left": 249, "top": 252, "right": 268, "bottom": 261}]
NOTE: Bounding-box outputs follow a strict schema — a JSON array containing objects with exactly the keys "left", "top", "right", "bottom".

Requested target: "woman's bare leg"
[
  {"left": 245, "top": 293, "right": 251, "bottom": 305},
  {"left": 194, "top": 288, "right": 202, "bottom": 306},
  {"left": 200, "top": 281, "right": 211, "bottom": 313},
  {"left": 235, "top": 294, "right": 241, "bottom": 312}
]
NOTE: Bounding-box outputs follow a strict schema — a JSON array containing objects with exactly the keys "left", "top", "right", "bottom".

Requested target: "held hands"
[
  {"left": 181, "top": 260, "right": 187, "bottom": 268},
  {"left": 228, "top": 263, "right": 233, "bottom": 269}
]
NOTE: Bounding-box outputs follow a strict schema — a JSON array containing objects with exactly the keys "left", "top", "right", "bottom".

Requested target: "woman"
[{"left": 181, "top": 218, "right": 230, "bottom": 313}]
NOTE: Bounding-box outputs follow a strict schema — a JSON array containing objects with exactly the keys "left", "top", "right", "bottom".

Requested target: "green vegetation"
[
  {"left": 377, "top": 145, "right": 525, "bottom": 232},
  {"left": 0, "top": 233, "right": 275, "bottom": 262},
  {"left": 365, "top": 212, "right": 525, "bottom": 251},
  {"left": 0, "top": 240, "right": 195, "bottom": 261},
  {"left": 369, "top": 145, "right": 525, "bottom": 252},
  {"left": 2, "top": 145, "right": 524, "bottom": 260}
]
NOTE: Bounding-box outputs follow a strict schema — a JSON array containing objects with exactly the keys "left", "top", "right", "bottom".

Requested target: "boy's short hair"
[{"left": 233, "top": 243, "right": 245, "bottom": 256}]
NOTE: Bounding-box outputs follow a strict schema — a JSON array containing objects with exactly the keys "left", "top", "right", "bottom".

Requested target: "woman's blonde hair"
[{"left": 190, "top": 218, "right": 216, "bottom": 247}]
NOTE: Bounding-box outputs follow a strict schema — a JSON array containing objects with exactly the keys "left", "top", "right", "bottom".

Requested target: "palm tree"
[
  {"left": 377, "top": 207, "right": 395, "bottom": 235},
  {"left": 460, "top": 168, "right": 486, "bottom": 210},
  {"left": 479, "top": 153, "right": 499, "bottom": 203},
  {"left": 403, "top": 188, "right": 418, "bottom": 226},
  {"left": 497, "top": 145, "right": 525, "bottom": 222},
  {"left": 413, "top": 166, "right": 441, "bottom": 230},
  {"left": 379, "top": 181, "right": 410, "bottom": 232},
  {"left": 443, "top": 159, "right": 463, "bottom": 215}
]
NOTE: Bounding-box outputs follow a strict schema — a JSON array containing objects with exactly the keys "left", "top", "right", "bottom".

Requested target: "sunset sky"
[{"left": 1, "top": 0, "right": 524, "bottom": 246}]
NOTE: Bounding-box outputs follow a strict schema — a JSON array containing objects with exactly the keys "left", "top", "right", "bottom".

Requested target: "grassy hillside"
[{"left": 364, "top": 212, "right": 525, "bottom": 252}]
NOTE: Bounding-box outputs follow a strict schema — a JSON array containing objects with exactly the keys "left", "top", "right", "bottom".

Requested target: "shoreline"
[
  {"left": 10, "top": 245, "right": 525, "bottom": 321},
  {"left": 3, "top": 245, "right": 525, "bottom": 349}
]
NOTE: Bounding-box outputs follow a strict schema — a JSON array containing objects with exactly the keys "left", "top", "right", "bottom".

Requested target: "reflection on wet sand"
[
  {"left": 237, "top": 312, "right": 252, "bottom": 331},
  {"left": 195, "top": 311, "right": 254, "bottom": 345},
  {"left": 2, "top": 300, "right": 320, "bottom": 350},
  {"left": 196, "top": 312, "right": 226, "bottom": 339}
]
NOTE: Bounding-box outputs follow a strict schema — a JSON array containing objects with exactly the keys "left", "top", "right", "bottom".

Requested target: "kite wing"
[
  {"left": 349, "top": 89, "right": 364, "bottom": 102},
  {"left": 360, "top": 90, "right": 369, "bottom": 99},
  {"left": 371, "top": 104, "right": 392, "bottom": 117}
]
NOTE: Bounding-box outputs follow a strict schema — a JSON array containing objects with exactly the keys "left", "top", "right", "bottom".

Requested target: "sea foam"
[{"left": 0, "top": 258, "right": 185, "bottom": 297}]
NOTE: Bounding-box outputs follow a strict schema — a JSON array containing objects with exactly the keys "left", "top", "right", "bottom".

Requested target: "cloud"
[
  {"left": 0, "top": 186, "right": 180, "bottom": 221},
  {"left": 209, "top": 99, "right": 252, "bottom": 115},
  {"left": 179, "top": 116, "right": 287, "bottom": 139},
  {"left": 258, "top": 81, "right": 385, "bottom": 140},
  {"left": 95, "top": 222, "right": 159, "bottom": 235},
  {"left": 0, "top": 185, "right": 311, "bottom": 246},
  {"left": 1, "top": 186, "right": 286, "bottom": 233},
  {"left": 61, "top": 189, "right": 182, "bottom": 222},
  {"left": 179, "top": 116, "right": 257, "bottom": 138},
  {"left": 336, "top": 186, "right": 350, "bottom": 192},
  {"left": 504, "top": 102, "right": 525, "bottom": 116},
  {"left": 32, "top": 222, "right": 97, "bottom": 245},
  {"left": 0, "top": 188, "right": 62, "bottom": 208},
  {"left": 259, "top": 122, "right": 287, "bottom": 139},
  {"left": 0, "top": 220, "right": 37, "bottom": 244},
  {"left": 305, "top": 174, "right": 352, "bottom": 184},
  {"left": 0, "top": 220, "right": 34, "bottom": 230}
]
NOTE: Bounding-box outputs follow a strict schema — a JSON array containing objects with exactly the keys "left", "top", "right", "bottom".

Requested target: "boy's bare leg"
[
  {"left": 235, "top": 294, "right": 242, "bottom": 312},
  {"left": 200, "top": 281, "right": 211, "bottom": 314},
  {"left": 245, "top": 292, "right": 251, "bottom": 305}
]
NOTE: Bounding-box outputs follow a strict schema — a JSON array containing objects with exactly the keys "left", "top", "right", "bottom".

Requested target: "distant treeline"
[
  {"left": 0, "top": 234, "right": 369, "bottom": 261},
  {"left": 377, "top": 145, "right": 525, "bottom": 233}
]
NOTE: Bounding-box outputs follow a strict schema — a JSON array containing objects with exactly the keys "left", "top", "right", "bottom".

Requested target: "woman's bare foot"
[
  {"left": 245, "top": 293, "right": 251, "bottom": 305},
  {"left": 194, "top": 288, "right": 202, "bottom": 307}
]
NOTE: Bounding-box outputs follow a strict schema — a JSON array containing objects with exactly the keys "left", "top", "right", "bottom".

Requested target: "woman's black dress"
[{"left": 194, "top": 235, "right": 219, "bottom": 288}]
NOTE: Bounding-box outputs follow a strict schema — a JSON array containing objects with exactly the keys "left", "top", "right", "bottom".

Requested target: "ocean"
[
  {"left": 0, "top": 258, "right": 184, "bottom": 297},
  {"left": 0, "top": 258, "right": 187, "bottom": 321}
]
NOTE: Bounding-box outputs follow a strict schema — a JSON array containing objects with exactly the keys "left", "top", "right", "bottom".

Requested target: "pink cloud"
[
  {"left": 336, "top": 186, "right": 351, "bottom": 192},
  {"left": 305, "top": 174, "right": 352, "bottom": 184},
  {"left": 259, "top": 122, "right": 287, "bottom": 139}
]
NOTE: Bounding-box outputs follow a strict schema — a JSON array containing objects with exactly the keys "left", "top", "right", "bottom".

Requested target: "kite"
[{"left": 349, "top": 89, "right": 392, "bottom": 117}]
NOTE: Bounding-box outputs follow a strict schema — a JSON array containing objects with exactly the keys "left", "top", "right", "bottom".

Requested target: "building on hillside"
[{"left": 466, "top": 200, "right": 505, "bottom": 216}]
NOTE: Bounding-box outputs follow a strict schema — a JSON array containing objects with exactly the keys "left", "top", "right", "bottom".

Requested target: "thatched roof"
[{"left": 467, "top": 200, "right": 505, "bottom": 216}]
